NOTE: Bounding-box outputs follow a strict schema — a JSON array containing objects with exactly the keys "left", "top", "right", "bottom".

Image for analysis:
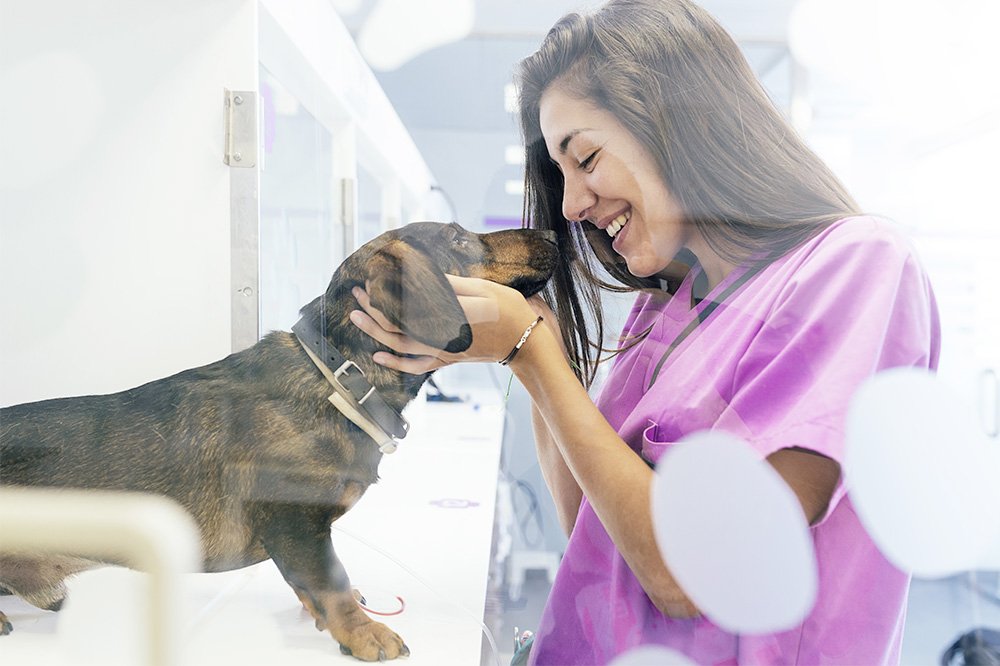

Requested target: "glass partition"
[
  {"left": 3, "top": 2, "right": 999, "bottom": 666},
  {"left": 357, "top": 162, "right": 385, "bottom": 246},
  {"left": 259, "top": 65, "right": 341, "bottom": 335}
]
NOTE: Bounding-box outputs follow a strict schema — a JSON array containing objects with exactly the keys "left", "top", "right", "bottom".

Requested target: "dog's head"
[{"left": 344, "top": 221, "right": 558, "bottom": 354}]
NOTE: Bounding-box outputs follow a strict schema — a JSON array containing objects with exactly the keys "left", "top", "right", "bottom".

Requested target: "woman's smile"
[
  {"left": 606, "top": 210, "right": 630, "bottom": 239},
  {"left": 609, "top": 209, "right": 631, "bottom": 253}
]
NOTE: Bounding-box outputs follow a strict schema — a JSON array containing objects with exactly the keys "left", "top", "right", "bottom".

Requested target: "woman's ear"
[{"left": 364, "top": 239, "right": 473, "bottom": 353}]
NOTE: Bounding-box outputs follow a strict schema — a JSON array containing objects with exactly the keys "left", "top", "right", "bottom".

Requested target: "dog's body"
[{"left": 0, "top": 221, "right": 557, "bottom": 660}]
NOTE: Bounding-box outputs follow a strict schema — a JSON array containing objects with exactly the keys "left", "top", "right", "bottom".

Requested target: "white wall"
[{"left": 0, "top": 0, "right": 258, "bottom": 406}]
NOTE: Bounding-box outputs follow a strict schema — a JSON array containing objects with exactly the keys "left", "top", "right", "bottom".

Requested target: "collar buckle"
[
  {"left": 291, "top": 317, "right": 409, "bottom": 453},
  {"left": 334, "top": 359, "right": 362, "bottom": 381}
]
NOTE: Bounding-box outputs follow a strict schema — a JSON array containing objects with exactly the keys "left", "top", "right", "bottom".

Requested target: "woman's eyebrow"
[{"left": 558, "top": 128, "right": 593, "bottom": 155}]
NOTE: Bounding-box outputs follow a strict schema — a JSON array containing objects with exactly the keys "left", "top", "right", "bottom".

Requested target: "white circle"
[
  {"left": 608, "top": 644, "right": 697, "bottom": 666},
  {"left": 650, "top": 431, "right": 817, "bottom": 633}
]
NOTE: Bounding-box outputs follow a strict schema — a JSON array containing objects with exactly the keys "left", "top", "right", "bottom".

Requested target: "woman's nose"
[{"left": 562, "top": 174, "right": 596, "bottom": 223}]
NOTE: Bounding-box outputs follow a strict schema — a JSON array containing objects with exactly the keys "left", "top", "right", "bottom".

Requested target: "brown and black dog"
[{"left": 0, "top": 221, "right": 557, "bottom": 661}]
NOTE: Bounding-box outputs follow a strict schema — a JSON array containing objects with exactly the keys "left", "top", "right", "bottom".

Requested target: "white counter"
[{"left": 0, "top": 391, "right": 507, "bottom": 665}]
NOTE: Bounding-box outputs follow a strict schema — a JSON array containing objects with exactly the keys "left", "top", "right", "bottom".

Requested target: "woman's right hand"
[{"left": 349, "top": 275, "right": 543, "bottom": 375}]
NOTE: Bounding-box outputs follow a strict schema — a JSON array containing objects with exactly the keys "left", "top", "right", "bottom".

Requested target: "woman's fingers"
[
  {"left": 371, "top": 350, "right": 448, "bottom": 375},
  {"left": 351, "top": 286, "right": 442, "bottom": 355},
  {"left": 349, "top": 289, "right": 456, "bottom": 375},
  {"left": 353, "top": 285, "right": 403, "bottom": 334},
  {"left": 349, "top": 308, "right": 452, "bottom": 374},
  {"left": 444, "top": 273, "right": 488, "bottom": 295},
  {"left": 440, "top": 274, "right": 501, "bottom": 325},
  {"left": 352, "top": 276, "right": 538, "bottom": 366},
  {"left": 349, "top": 308, "right": 434, "bottom": 356}
]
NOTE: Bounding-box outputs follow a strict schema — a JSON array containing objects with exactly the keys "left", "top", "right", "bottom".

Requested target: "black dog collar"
[{"left": 292, "top": 318, "right": 409, "bottom": 448}]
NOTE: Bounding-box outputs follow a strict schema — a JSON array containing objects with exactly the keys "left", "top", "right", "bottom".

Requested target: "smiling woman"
[
  {"left": 538, "top": 84, "right": 706, "bottom": 283},
  {"left": 350, "top": 0, "right": 941, "bottom": 664},
  {"left": 517, "top": 2, "right": 862, "bottom": 389}
]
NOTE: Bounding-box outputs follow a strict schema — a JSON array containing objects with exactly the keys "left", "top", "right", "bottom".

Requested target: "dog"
[{"left": 0, "top": 221, "right": 558, "bottom": 661}]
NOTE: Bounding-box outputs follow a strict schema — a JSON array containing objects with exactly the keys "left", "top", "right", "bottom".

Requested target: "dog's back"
[{"left": 1, "top": 330, "right": 386, "bottom": 564}]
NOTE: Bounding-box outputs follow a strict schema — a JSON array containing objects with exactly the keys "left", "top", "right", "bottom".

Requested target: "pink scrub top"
[{"left": 529, "top": 216, "right": 941, "bottom": 665}]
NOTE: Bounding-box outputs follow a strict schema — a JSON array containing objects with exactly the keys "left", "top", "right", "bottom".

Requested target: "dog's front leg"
[{"left": 254, "top": 502, "right": 409, "bottom": 661}]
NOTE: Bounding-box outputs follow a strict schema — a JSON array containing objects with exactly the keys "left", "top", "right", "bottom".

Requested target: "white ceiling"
[
  {"left": 337, "top": 0, "right": 799, "bottom": 41},
  {"left": 334, "top": 0, "right": 802, "bottom": 133}
]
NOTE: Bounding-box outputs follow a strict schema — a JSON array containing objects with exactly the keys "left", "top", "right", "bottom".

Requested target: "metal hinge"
[{"left": 224, "top": 89, "right": 256, "bottom": 168}]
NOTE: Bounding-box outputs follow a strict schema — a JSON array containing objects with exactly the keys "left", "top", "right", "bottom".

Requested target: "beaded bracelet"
[{"left": 498, "top": 316, "right": 544, "bottom": 366}]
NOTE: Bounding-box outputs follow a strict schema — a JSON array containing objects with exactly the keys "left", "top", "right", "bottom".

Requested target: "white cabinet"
[{"left": 0, "top": 0, "right": 434, "bottom": 405}]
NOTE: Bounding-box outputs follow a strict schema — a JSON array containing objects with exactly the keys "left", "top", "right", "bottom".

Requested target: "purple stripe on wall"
[{"left": 483, "top": 216, "right": 523, "bottom": 229}]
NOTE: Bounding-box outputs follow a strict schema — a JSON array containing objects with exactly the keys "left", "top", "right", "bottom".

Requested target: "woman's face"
[{"left": 538, "top": 84, "right": 694, "bottom": 279}]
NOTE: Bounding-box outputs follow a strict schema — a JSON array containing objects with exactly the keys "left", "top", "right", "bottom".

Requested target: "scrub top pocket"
[{"left": 641, "top": 420, "right": 678, "bottom": 467}]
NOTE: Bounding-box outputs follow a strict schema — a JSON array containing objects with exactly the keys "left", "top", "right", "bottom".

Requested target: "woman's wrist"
[
  {"left": 506, "top": 320, "right": 571, "bottom": 383},
  {"left": 498, "top": 315, "right": 544, "bottom": 366}
]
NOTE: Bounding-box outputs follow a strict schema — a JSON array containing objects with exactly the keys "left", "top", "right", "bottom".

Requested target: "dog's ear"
[{"left": 364, "top": 239, "right": 472, "bottom": 353}]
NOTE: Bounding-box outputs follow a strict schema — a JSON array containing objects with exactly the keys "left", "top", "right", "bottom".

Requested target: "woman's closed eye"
[{"left": 579, "top": 150, "right": 599, "bottom": 172}]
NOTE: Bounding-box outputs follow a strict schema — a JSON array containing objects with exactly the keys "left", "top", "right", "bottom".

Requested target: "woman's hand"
[{"left": 349, "top": 274, "right": 540, "bottom": 375}]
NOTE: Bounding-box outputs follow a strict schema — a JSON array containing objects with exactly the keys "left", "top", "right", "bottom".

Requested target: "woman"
[{"left": 350, "top": 0, "right": 941, "bottom": 663}]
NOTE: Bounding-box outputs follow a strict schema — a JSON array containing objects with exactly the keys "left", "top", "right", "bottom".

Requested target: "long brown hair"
[{"left": 517, "top": 0, "right": 860, "bottom": 387}]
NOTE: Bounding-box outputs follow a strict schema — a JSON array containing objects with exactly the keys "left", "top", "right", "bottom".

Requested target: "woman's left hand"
[{"left": 349, "top": 274, "right": 539, "bottom": 375}]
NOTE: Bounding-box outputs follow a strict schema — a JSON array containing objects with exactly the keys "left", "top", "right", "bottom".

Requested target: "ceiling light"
[
  {"left": 504, "top": 83, "right": 518, "bottom": 113},
  {"left": 505, "top": 179, "right": 524, "bottom": 196},
  {"left": 504, "top": 145, "right": 524, "bottom": 165},
  {"left": 328, "top": 0, "right": 363, "bottom": 15},
  {"left": 357, "top": 0, "right": 475, "bottom": 71}
]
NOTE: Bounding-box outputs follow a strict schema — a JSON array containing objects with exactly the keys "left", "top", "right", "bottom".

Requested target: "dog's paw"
[
  {"left": 0, "top": 611, "right": 12, "bottom": 636},
  {"left": 337, "top": 620, "right": 409, "bottom": 661}
]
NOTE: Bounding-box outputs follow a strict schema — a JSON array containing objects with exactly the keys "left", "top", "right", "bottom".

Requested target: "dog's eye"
[{"left": 445, "top": 225, "right": 469, "bottom": 248}]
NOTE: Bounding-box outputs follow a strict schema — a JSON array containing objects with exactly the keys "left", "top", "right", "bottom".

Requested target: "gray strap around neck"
[{"left": 292, "top": 318, "right": 409, "bottom": 442}]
